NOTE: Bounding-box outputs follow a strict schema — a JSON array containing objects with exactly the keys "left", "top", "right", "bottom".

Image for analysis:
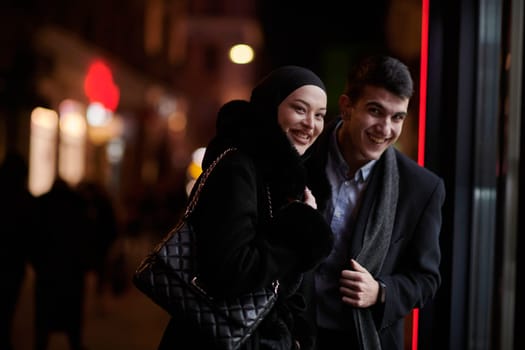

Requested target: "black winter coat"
[
  {"left": 303, "top": 117, "right": 445, "bottom": 350},
  {"left": 158, "top": 100, "right": 333, "bottom": 350}
]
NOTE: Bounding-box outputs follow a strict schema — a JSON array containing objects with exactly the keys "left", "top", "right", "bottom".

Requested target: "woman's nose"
[{"left": 302, "top": 114, "right": 314, "bottom": 128}]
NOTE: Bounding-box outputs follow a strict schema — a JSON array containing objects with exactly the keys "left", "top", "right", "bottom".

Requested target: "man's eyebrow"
[
  {"left": 365, "top": 101, "right": 407, "bottom": 116},
  {"left": 364, "top": 101, "right": 386, "bottom": 110}
]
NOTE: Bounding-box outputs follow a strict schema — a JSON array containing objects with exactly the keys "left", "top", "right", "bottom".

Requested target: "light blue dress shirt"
[{"left": 315, "top": 120, "right": 376, "bottom": 330}]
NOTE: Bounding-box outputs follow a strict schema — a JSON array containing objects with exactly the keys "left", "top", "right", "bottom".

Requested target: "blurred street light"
[{"left": 229, "top": 44, "right": 254, "bottom": 64}]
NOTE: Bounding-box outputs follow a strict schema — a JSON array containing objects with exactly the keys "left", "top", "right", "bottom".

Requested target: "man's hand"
[{"left": 339, "top": 259, "right": 381, "bottom": 308}]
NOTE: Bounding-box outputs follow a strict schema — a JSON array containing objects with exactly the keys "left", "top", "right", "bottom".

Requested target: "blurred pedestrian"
[
  {"left": 31, "top": 177, "right": 90, "bottom": 350},
  {"left": 76, "top": 180, "right": 119, "bottom": 313},
  {"left": 0, "top": 151, "right": 38, "bottom": 350}
]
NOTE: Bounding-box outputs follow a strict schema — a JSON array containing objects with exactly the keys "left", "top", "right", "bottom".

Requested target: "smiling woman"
[{"left": 139, "top": 65, "right": 334, "bottom": 350}]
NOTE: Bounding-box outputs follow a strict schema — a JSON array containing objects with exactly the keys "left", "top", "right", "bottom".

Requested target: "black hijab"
[
  {"left": 204, "top": 66, "right": 326, "bottom": 169},
  {"left": 250, "top": 65, "right": 326, "bottom": 127}
]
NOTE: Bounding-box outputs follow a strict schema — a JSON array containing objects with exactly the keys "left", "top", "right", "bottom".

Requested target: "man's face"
[{"left": 339, "top": 85, "right": 409, "bottom": 166}]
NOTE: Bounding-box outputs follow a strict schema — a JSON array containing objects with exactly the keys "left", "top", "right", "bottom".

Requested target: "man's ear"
[{"left": 339, "top": 94, "right": 352, "bottom": 120}]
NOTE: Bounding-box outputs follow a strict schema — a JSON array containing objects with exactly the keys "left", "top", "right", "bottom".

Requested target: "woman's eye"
[{"left": 295, "top": 106, "right": 306, "bottom": 113}]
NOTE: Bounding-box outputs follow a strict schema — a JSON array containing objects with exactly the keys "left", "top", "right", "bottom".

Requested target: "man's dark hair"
[{"left": 344, "top": 55, "right": 414, "bottom": 101}]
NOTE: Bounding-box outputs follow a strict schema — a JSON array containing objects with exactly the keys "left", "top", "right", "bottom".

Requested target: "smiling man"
[{"left": 302, "top": 55, "right": 446, "bottom": 350}]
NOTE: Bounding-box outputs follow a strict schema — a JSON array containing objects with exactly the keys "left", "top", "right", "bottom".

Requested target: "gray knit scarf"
[{"left": 353, "top": 147, "right": 399, "bottom": 350}]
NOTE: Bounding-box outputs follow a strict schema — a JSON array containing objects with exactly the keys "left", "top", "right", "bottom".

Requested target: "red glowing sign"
[{"left": 84, "top": 60, "right": 120, "bottom": 111}]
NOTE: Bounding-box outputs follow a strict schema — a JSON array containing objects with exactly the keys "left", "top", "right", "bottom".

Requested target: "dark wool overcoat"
[
  {"left": 158, "top": 100, "right": 333, "bottom": 350},
  {"left": 302, "top": 117, "right": 446, "bottom": 350}
]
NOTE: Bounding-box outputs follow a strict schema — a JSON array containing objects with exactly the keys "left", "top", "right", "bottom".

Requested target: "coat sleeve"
[
  {"left": 267, "top": 201, "right": 333, "bottom": 272},
  {"left": 189, "top": 152, "right": 332, "bottom": 298}
]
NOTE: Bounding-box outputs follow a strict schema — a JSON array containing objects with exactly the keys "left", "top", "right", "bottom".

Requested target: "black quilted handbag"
[{"left": 133, "top": 147, "right": 279, "bottom": 350}]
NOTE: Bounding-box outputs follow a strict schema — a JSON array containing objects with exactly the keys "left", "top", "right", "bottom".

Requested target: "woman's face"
[{"left": 277, "top": 85, "right": 327, "bottom": 155}]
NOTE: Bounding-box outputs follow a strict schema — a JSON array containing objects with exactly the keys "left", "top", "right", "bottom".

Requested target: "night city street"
[{"left": 12, "top": 233, "right": 170, "bottom": 350}]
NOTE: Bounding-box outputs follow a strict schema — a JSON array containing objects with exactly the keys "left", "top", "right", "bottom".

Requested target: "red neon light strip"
[
  {"left": 412, "top": 0, "right": 429, "bottom": 349},
  {"left": 412, "top": 308, "right": 420, "bottom": 350},
  {"left": 418, "top": 0, "right": 429, "bottom": 167}
]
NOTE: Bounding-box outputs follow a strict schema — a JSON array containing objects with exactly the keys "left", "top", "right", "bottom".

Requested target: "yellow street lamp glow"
[
  {"left": 187, "top": 161, "right": 202, "bottom": 180},
  {"left": 229, "top": 44, "right": 254, "bottom": 64}
]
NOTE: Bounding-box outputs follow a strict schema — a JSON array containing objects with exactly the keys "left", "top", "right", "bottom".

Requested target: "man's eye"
[
  {"left": 369, "top": 107, "right": 381, "bottom": 115},
  {"left": 393, "top": 114, "right": 406, "bottom": 122}
]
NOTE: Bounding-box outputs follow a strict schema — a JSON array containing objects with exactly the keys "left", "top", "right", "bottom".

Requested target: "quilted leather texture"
[{"left": 133, "top": 220, "right": 278, "bottom": 350}]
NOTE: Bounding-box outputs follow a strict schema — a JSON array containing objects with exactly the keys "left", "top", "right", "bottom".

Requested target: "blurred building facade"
[{"left": 0, "top": 0, "right": 263, "bottom": 235}]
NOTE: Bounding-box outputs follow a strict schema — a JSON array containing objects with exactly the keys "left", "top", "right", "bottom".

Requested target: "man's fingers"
[{"left": 350, "top": 258, "right": 365, "bottom": 272}]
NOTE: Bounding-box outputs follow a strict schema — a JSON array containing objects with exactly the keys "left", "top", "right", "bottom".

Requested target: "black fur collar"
[{"left": 203, "top": 100, "right": 307, "bottom": 206}]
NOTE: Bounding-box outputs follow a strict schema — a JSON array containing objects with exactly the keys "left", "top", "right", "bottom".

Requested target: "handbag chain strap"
[
  {"left": 184, "top": 147, "right": 236, "bottom": 217},
  {"left": 266, "top": 185, "right": 273, "bottom": 218},
  {"left": 265, "top": 185, "right": 279, "bottom": 294},
  {"left": 184, "top": 147, "right": 274, "bottom": 220},
  {"left": 183, "top": 146, "right": 279, "bottom": 294}
]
